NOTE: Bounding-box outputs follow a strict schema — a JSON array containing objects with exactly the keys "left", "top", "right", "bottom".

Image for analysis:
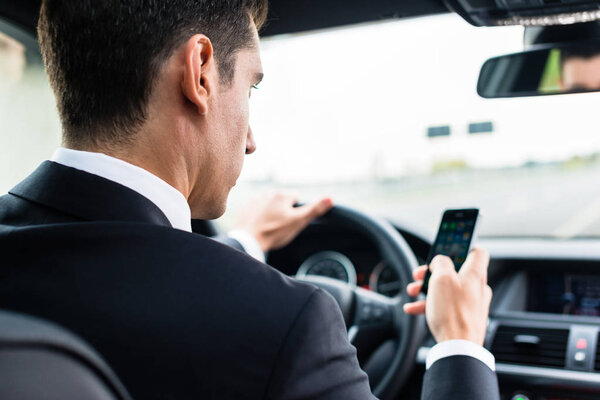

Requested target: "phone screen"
[{"left": 421, "top": 209, "right": 479, "bottom": 294}]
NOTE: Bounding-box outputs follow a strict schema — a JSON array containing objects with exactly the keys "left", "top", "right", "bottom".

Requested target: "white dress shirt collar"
[{"left": 51, "top": 147, "right": 192, "bottom": 232}]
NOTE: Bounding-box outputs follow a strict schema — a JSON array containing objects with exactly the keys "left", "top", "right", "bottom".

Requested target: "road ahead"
[
  {"left": 227, "top": 163, "right": 600, "bottom": 240},
  {"left": 355, "top": 164, "right": 600, "bottom": 239}
]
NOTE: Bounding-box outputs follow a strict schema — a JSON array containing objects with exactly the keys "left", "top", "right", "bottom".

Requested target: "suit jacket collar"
[{"left": 9, "top": 161, "right": 172, "bottom": 227}]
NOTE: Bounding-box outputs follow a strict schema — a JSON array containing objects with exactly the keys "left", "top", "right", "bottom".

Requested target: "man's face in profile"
[
  {"left": 190, "top": 25, "right": 263, "bottom": 219},
  {"left": 561, "top": 54, "right": 600, "bottom": 91}
]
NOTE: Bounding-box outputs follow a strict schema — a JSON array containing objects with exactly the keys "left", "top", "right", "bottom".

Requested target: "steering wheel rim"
[{"left": 293, "top": 205, "right": 425, "bottom": 399}]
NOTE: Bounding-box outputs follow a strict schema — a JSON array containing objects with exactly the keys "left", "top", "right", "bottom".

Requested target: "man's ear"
[{"left": 181, "top": 34, "right": 215, "bottom": 116}]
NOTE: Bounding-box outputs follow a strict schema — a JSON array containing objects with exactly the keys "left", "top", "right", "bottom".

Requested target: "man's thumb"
[{"left": 458, "top": 247, "right": 490, "bottom": 282}]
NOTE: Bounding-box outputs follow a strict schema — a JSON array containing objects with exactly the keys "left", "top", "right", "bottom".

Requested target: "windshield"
[
  {"left": 221, "top": 14, "right": 600, "bottom": 239},
  {"left": 2, "top": 14, "right": 600, "bottom": 239}
]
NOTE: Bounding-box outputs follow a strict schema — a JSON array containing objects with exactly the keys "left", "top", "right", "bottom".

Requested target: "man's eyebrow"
[{"left": 254, "top": 72, "right": 264, "bottom": 85}]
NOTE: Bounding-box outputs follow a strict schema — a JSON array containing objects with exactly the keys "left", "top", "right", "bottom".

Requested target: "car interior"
[{"left": 2, "top": 0, "right": 600, "bottom": 399}]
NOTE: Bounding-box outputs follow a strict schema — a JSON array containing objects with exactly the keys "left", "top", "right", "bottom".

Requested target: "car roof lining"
[
  {"left": 262, "top": 0, "right": 449, "bottom": 37},
  {"left": 0, "top": 0, "right": 38, "bottom": 35},
  {"left": 0, "top": 0, "right": 450, "bottom": 39}
]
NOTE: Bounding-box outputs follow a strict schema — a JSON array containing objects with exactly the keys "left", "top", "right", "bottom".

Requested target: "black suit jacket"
[{"left": 0, "top": 161, "right": 499, "bottom": 400}]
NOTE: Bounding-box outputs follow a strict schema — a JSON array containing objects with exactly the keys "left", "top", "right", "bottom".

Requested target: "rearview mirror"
[{"left": 478, "top": 42, "right": 600, "bottom": 98}]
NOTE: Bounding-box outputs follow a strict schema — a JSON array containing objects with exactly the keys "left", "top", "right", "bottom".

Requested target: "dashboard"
[
  {"left": 268, "top": 222, "right": 428, "bottom": 300},
  {"left": 475, "top": 244, "right": 600, "bottom": 400},
  {"left": 267, "top": 220, "right": 600, "bottom": 400}
]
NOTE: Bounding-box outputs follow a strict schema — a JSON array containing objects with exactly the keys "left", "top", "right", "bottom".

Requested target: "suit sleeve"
[
  {"left": 421, "top": 355, "right": 500, "bottom": 400},
  {"left": 265, "top": 289, "right": 377, "bottom": 400}
]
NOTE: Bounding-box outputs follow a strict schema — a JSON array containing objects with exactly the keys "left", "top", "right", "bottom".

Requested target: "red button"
[{"left": 576, "top": 339, "right": 587, "bottom": 350}]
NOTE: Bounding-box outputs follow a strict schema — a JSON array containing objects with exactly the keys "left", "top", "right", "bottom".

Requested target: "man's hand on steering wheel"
[
  {"left": 403, "top": 248, "right": 492, "bottom": 346},
  {"left": 234, "top": 191, "right": 334, "bottom": 252}
]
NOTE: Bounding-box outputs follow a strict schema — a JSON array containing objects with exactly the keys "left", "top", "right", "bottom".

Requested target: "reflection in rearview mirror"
[{"left": 478, "top": 43, "right": 600, "bottom": 98}]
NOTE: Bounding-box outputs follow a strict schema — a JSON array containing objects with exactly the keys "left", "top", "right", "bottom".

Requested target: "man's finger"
[
  {"left": 407, "top": 281, "right": 423, "bottom": 298},
  {"left": 297, "top": 198, "right": 333, "bottom": 221},
  {"left": 413, "top": 265, "right": 428, "bottom": 281},
  {"left": 403, "top": 300, "right": 426, "bottom": 315},
  {"left": 458, "top": 247, "right": 490, "bottom": 281}
]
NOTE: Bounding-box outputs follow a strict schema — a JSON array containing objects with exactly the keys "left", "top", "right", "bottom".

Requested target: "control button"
[
  {"left": 372, "top": 306, "right": 384, "bottom": 320},
  {"left": 511, "top": 394, "right": 530, "bottom": 400},
  {"left": 576, "top": 338, "right": 588, "bottom": 350},
  {"left": 361, "top": 305, "right": 372, "bottom": 322},
  {"left": 574, "top": 351, "right": 586, "bottom": 363}
]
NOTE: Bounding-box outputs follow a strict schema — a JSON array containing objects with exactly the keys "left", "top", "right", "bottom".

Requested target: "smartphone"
[{"left": 421, "top": 208, "right": 480, "bottom": 294}]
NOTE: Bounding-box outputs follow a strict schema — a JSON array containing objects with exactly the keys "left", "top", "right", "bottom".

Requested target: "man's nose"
[{"left": 245, "top": 126, "right": 257, "bottom": 155}]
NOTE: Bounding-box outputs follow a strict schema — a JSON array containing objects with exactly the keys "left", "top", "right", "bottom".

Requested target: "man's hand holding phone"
[{"left": 404, "top": 249, "right": 493, "bottom": 346}]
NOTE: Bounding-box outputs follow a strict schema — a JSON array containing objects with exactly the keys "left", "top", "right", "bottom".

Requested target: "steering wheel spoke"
[{"left": 352, "top": 287, "right": 397, "bottom": 332}]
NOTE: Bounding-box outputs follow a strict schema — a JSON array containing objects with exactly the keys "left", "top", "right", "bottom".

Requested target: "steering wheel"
[{"left": 293, "top": 205, "right": 425, "bottom": 399}]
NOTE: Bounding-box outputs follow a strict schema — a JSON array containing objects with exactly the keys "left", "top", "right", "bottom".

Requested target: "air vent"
[{"left": 491, "top": 326, "right": 569, "bottom": 368}]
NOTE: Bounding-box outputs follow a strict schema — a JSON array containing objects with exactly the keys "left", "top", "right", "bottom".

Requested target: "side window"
[{"left": 0, "top": 23, "right": 61, "bottom": 195}]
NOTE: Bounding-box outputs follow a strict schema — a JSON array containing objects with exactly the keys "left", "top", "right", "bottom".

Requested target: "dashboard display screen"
[{"left": 529, "top": 273, "right": 600, "bottom": 316}]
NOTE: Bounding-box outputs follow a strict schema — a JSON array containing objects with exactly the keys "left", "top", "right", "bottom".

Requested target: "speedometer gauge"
[
  {"left": 296, "top": 251, "right": 357, "bottom": 285},
  {"left": 370, "top": 261, "right": 402, "bottom": 297}
]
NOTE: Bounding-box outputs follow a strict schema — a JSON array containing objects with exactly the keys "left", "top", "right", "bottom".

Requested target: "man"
[{"left": 0, "top": 1, "right": 499, "bottom": 399}]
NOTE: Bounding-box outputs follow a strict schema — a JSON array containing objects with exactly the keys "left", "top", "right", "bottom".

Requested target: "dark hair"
[
  {"left": 560, "top": 45, "right": 600, "bottom": 66},
  {"left": 37, "top": 0, "right": 268, "bottom": 147}
]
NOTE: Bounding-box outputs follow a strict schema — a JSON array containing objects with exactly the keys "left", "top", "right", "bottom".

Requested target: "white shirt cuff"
[
  {"left": 426, "top": 339, "right": 495, "bottom": 372},
  {"left": 227, "top": 229, "right": 266, "bottom": 263}
]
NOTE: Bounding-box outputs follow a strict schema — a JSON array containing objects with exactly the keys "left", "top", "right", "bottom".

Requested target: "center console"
[{"left": 486, "top": 265, "right": 600, "bottom": 400}]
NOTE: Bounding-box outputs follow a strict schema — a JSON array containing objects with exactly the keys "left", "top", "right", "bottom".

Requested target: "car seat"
[{"left": 0, "top": 309, "right": 132, "bottom": 400}]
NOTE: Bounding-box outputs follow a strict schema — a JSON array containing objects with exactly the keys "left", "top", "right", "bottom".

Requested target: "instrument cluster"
[{"left": 296, "top": 250, "right": 402, "bottom": 297}]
